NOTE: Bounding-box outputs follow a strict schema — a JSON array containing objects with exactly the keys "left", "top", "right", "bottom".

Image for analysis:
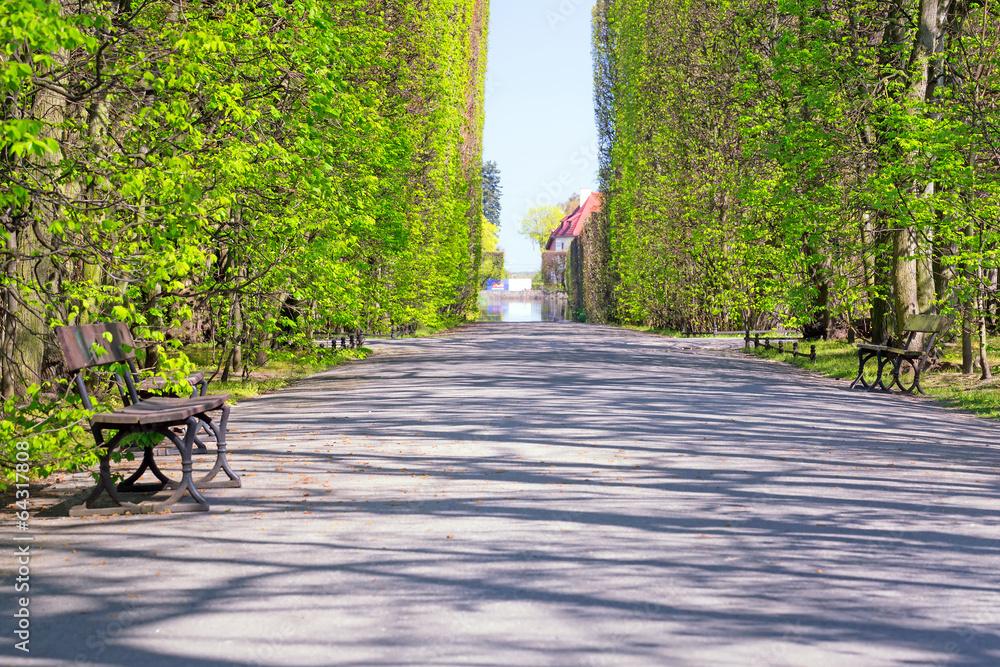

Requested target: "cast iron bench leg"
[
  {"left": 189, "top": 382, "right": 213, "bottom": 453},
  {"left": 872, "top": 353, "right": 893, "bottom": 392},
  {"left": 196, "top": 404, "right": 241, "bottom": 488},
  {"left": 70, "top": 429, "right": 144, "bottom": 516},
  {"left": 72, "top": 420, "right": 211, "bottom": 515},
  {"left": 849, "top": 348, "right": 866, "bottom": 389},
  {"left": 851, "top": 349, "right": 882, "bottom": 390},
  {"left": 892, "top": 357, "right": 923, "bottom": 394},
  {"left": 117, "top": 445, "right": 178, "bottom": 493},
  {"left": 155, "top": 418, "right": 210, "bottom": 512}
]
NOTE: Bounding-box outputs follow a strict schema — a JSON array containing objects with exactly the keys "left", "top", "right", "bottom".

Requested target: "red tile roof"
[{"left": 545, "top": 192, "right": 602, "bottom": 250}]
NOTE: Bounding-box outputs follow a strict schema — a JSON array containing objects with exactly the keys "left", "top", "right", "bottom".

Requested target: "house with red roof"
[{"left": 545, "top": 188, "right": 601, "bottom": 251}]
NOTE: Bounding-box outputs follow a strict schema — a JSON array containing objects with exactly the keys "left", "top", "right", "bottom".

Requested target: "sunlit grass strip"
[
  {"left": 746, "top": 340, "right": 1000, "bottom": 420},
  {"left": 192, "top": 348, "right": 371, "bottom": 405}
]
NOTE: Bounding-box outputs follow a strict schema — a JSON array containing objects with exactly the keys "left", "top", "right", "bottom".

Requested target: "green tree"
[
  {"left": 518, "top": 205, "right": 564, "bottom": 252},
  {"left": 560, "top": 193, "right": 580, "bottom": 215},
  {"left": 482, "top": 218, "right": 501, "bottom": 253},
  {"left": 482, "top": 160, "right": 502, "bottom": 228},
  {"left": 0, "top": 0, "right": 491, "bottom": 490},
  {"left": 588, "top": 0, "right": 1000, "bottom": 359}
]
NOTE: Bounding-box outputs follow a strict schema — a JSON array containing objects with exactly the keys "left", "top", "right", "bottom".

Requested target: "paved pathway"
[{"left": 5, "top": 322, "right": 1000, "bottom": 666}]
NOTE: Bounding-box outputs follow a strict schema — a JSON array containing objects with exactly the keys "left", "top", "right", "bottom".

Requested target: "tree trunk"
[
  {"left": 916, "top": 227, "right": 935, "bottom": 313},
  {"left": 1, "top": 231, "right": 20, "bottom": 398},
  {"left": 892, "top": 226, "right": 919, "bottom": 337},
  {"left": 909, "top": 0, "right": 939, "bottom": 103},
  {"left": 12, "top": 231, "right": 47, "bottom": 391},
  {"left": 933, "top": 239, "right": 955, "bottom": 308},
  {"left": 962, "top": 301, "right": 974, "bottom": 374},
  {"left": 871, "top": 263, "right": 892, "bottom": 345},
  {"left": 233, "top": 342, "right": 243, "bottom": 374},
  {"left": 977, "top": 229, "right": 992, "bottom": 380},
  {"left": 231, "top": 295, "right": 243, "bottom": 374},
  {"left": 978, "top": 310, "right": 992, "bottom": 381},
  {"left": 2, "top": 14, "right": 76, "bottom": 394},
  {"left": 890, "top": 0, "right": 940, "bottom": 335},
  {"left": 864, "top": 214, "right": 890, "bottom": 343},
  {"left": 143, "top": 285, "right": 164, "bottom": 371},
  {"left": 221, "top": 348, "right": 234, "bottom": 383}
]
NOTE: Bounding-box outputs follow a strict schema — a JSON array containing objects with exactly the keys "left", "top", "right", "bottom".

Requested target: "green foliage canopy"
[
  {"left": 589, "top": 0, "right": 1000, "bottom": 355},
  {"left": 519, "top": 204, "right": 564, "bottom": 252},
  {"left": 482, "top": 160, "right": 503, "bottom": 229},
  {"left": 0, "top": 0, "right": 490, "bottom": 488}
]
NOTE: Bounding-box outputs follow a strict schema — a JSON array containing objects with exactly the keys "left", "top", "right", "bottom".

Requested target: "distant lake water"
[{"left": 477, "top": 291, "right": 568, "bottom": 323}]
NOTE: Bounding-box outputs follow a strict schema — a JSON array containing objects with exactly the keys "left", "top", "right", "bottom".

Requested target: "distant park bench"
[
  {"left": 683, "top": 327, "right": 798, "bottom": 340},
  {"left": 391, "top": 323, "right": 416, "bottom": 338},
  {"left": 682, "top": 327, "right": 770, "bottom": 338},
  {"left": 746, "top": 334, "right": 816, "bottom": 362},
  {"left": 317, "top": 330, "right": 366, "bottom": 350},
  {"left": 849, "top": 314, "right": 947, "bottom": 394},
  {"left": 56, "top": 323, "right": 240, "bottom": 516},
  {"left": 350, "top": 323, "right": 414, "bottom": 339},
  {"left": 682, "top": 326, "right": 817, "bottom": 360}
]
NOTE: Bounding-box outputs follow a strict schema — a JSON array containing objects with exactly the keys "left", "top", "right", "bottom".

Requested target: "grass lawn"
[
  {"left": 179, "top": 344, "right": 369, "bottom": 404},
  {"left": 176, "top": 321, "right": 456, "bottom": 404}
]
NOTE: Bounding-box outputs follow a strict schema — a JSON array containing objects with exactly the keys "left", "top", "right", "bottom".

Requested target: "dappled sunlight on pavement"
[{"left": 12, "top": 323, "right": 1000, "bottom": 666}]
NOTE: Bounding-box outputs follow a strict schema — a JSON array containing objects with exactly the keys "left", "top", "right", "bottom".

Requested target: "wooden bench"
[
  {"left": 391, "top": 323, "right": 416, "bottom": 339},
  {"left": 317, "top": 330, "right": 366, "bottom": 350},
  {"left": 685, "top": 327, "right": 779, "bottom": 338},
  {"left": 55, "top": 323, "right": 241, "bottom": 516},
  {"left": 849, "top": 314, "right": 947, "bottom": 394},
  {"left": 747, "top": 334, "right": 817, "bottom": 361}
]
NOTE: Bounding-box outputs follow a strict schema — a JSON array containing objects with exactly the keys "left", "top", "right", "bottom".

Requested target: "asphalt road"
[{"left": 4, "top": 322, "right": 1000, "bottom": 666}]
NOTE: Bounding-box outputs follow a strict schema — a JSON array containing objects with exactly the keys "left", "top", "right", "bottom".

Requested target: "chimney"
[{"left": 579, "top": 188, "right": 592, "bottom": 207}]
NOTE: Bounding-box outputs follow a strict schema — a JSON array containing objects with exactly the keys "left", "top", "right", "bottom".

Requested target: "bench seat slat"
[
  {"left": 91, "top": 394, "right": 229, "bottom": 426},
  {"left": 883, "top": 347, "right": 921, "bottom": 356}
]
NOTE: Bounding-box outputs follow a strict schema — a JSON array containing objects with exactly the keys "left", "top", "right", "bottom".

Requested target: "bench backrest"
[
  {"left": 55, "top": 323, "right": 142, "bottom": 410},
  {"left": 55, "top": 323, "right": 137, "bottom": 372},
  {"left": 903, "top": 314, "right": 947, "bottom": 334},
  {"left": 898, "top": 314, "right": 947, "bottom": 358}
]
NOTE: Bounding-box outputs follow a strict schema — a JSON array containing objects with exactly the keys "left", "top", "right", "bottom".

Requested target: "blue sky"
[{"left": 483, "top": 0, "right": 599, "bottom": 273}]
